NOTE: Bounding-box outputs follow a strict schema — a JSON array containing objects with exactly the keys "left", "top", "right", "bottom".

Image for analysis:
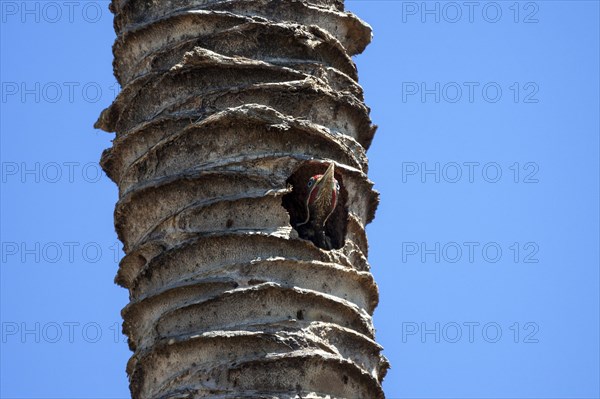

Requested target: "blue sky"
[{"left": 1, "top": 1, "right": 599, "bottom": 398}]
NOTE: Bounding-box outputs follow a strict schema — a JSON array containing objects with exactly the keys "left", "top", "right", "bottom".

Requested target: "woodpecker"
[{"left": 296, "top": 162, "right": 340, "bottom": 249}]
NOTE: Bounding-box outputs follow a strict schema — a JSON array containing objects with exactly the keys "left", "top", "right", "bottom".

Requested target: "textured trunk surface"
[{"left": 96, "top": 0, "right": 387, "bottom": 397}]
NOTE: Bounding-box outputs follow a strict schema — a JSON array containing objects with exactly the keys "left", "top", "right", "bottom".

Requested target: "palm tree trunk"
[{"left": 95, "top": 0, "right": 387, "bottom": 397}]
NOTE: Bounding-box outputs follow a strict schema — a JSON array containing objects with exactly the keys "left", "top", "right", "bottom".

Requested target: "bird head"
[{"left": 298, "top": 162, "right": 340, "bottom": 227}]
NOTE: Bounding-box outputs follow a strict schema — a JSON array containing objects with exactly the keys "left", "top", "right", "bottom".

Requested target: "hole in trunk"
[{"left": 282, "top": 161, "right": 347, "bottom": 250}]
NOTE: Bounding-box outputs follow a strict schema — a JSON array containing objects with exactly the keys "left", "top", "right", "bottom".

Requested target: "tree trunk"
[{"left": 95, "top": 0, "right": 387, "bottom": 397}]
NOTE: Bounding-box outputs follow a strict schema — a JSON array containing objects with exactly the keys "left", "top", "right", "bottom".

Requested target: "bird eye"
[
  {"left": 335, "top": 181, "right": 340, "bottom": 190},
  {"left": 307, "top": 178, "right": 315, "bottom": 187}
]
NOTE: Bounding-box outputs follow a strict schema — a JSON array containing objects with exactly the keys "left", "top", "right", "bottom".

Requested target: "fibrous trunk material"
[{"left": 95, "top": 0, "right": 387, "bottom": 397}]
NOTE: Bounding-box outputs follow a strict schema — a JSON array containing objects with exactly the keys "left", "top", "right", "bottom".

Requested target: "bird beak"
[
  {"left": 297, "top": 162, "right": 337, "bottom": 227},
  {"left": 313, "top": 162, "right": 336, "bottom": 207},
  {"left": 321, "top": 162, "right": 335, "bottom": 191}
]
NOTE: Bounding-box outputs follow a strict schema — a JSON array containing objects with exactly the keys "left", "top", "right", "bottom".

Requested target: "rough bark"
[{"left": 96, "top": 0, "right": 387, "bottom": 397}]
